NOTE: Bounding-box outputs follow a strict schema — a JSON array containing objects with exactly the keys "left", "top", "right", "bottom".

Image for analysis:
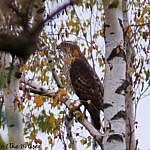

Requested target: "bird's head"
[{"left": 57, "top": 41, "right": 82, "bottom": 58}]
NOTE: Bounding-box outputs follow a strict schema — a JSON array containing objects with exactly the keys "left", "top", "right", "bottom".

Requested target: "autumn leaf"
[
  {"left": 143, "top": 7, "right": 150, "bottom": 13},
  {"left": 136, "top": 17, "right": 145, "bottom": 24},
  {"left": 48, "top": 136, "right": 54, "bottom": 145},
  {"left": 98, "top": 57, "right": 104, "bottom": 67},
  {"left": 88, "top": 46, "right": 93, "bottom": 53},
  {"left": 39, "top": 50, "right": 45, "bottom": 57},
  {"left": 66, "top": 21, "right": 72, "bottom": 26},
  {"left": 52, "top": 95, "right": 60, "bottom": 107},
  {"left": 102, "top": 68, "right": 110, "bottom": 74},
  {"left": 80, "top": 138, "right": 87, "bottom": 145},
  {"left": 65, "top": 57, "right": 72, "bottom": 64},
  {"left": 59, "top": 89, "right": 67, "bottom": 97},
  {"left": 126, "top": 26, "right": 132, "bottom": 37},
  {"left": 34, "top": 96, "right": 43, "bottom": 107},
  {"left": 49, "top": 113, "right": 56, "bottom": 128},
  {"left": 73, "top": 49, "right": 80, "bottom": 56},
  {"left": 57, "top": 117, "right": 63, "bottom": 124},
  {"left": 52, "top": 89, "right": 67, "bottom": 106},
  {"left": 35, "top": 139, "right": 42, "bottom": 145}
]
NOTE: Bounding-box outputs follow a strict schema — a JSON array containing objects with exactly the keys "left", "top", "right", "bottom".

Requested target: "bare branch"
[
  {"left": 20, "top": 77, "right": 56, "bottom": 97},
  {"left": 43, "top": 0, "right": 76, "bottom": 25},
  {"left": 130, "top": 23, "right": 150, "bottom": 27},
  {"left": 52, "top": 68, "right": 64, "bottom": 88}
]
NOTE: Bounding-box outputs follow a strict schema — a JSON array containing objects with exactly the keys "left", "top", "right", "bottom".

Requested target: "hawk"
[{"left": 57, "top": 41, "right": 104, "bottom": 130}]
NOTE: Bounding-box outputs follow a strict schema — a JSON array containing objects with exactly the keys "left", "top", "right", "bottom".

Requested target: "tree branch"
[
  {"left": 52, "top": 68, "right": 64, "bottom": 88},
  {"left": 21, "top": 78, "right": 103, "bottom": 144},
  {"left": 65, "top": 112, "right": 77, "bottom": 150},
  {"left": 20, "top": 77, "right": 56, "bottom": 97},
  {"left": 43, "top": 0, "right": 76, "bottom": 25},
  {"left": 0, "top": 0, "right": 77, "bottom": 62},
  {"left": 31, "top": 0, "right": 77, "bottom": 35}
]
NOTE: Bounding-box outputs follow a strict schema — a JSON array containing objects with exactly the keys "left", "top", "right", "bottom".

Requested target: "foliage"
[
  {"left": 128, "top": 0, "right": 150, "bottom": 113},
  {"left": 0, "top": 0, "right": 149, "bottom": 149}
]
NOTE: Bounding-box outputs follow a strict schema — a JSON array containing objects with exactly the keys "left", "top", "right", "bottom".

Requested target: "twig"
[
  {"left": 52, "top": 68, "right": 64, "bottom": 88},
  {"left": 47, "top": 56, "right": 64, "bottom": 88},
  {"left": 130, "top": 22, "right": 150, "bottom": 27},
  {"left": 43, "top": 0, "right": 77, "bottom": 26}
]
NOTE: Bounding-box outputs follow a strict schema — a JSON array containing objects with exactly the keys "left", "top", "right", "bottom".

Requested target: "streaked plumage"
[{"left": 57, "top": 41, "right": 104, "bottom": 130}]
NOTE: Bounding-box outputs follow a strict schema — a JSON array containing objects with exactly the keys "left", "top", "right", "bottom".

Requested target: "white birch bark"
[
  {"left": 102, "top": 0, "right": 126, "bottom": 149},
  {"left": 122, "top": 0, "right": 136, "bottom": 149},
  {"left": 0, "top": 53, "right": 24, "bottom": 150},
  {"left": 65, "top": 113, "right": 77, "bottom": 150}
]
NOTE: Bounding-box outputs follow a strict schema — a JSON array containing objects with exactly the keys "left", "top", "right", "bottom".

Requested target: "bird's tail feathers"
[{"left": 90, "top": 110, "right": 101, "bottom": 131}]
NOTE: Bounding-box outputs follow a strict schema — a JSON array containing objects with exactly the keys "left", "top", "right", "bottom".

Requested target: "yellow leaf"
[
  {"left": 99, "top": 30, "right": 104, "bottom": 37},
  {"left": 49, "top": 113, "right": 56, "bottom": 128},
  {"left": 88, "top": 46, "right": 93, "bottom": 53},
  {"left": 52, "top": 89, "right": 67, "bottom": 106},
  {"left": 19, "top": 64, "right": 27, "bottom": 72},
  {"left": 136, "top": 17, "right": 145, "bottom": 24},
  {"left": 143, "top": 7, "right": 150, "bottom": 13},
  {"left": 39, "top": 50, "right": 45, "bottom": 56},
  {"left": 34, "top": 96, "right": 43, "bottom": 107},
  {"left": 65, "top": 57, "right": 72, "bottom": 64},
  {"left": 67, "top": 21, "right": 72, "bottom": 26},
  {"left": 57, "top": 118, "right": 63, "bottom": 124},
  {"left": 39, "top": 50, "right": 46, "bottom": 57},
  {"left": 102, "top": 68, "right": 109, "bottom": 74},
  {"left": 73, "top": 49, "right": 80, "bottom": 57},
  {"left": 59, "top": 89, "right": 67, "bottom": 97},
  {"left": 52, "top": 95, "right": 59, "bottom": 107},
  {"left": 80, "top": 139, "right": 87, "bottom": 145},
  {"left": 126, "top": 26, "right": 132, "bottom": 37}
]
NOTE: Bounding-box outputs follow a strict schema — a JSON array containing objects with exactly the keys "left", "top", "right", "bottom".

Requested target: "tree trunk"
[
  {"left": 102, "top": 0, "right": 126, "bottom": 149},
  {"left": 0, "top": 52, "right": 24, "bottom": 150},
  {"left": 4, "top": 78, "right": 24, "bottom": 149},
  {"left": 122, "top": 0, "right": 136, "bottom": 149}
]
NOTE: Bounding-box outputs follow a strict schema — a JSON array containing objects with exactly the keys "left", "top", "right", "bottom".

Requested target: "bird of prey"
[{"left": 57, "top": 41, "right": 104, "bottom": 130}]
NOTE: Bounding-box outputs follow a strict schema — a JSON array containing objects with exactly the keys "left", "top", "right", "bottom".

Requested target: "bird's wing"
[{"left": 70, "top": 56, "right": 103, "bottom": 103}]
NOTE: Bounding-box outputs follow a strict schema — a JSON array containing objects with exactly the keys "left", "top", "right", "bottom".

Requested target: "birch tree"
[
  {"left": 0, "top": 0, "right": 76, "bottom": 149},
  {"left": 122, "top": 1, "right": 136, "bottom": 149},
  {"left": 102, "top": 1, "right": 149, "bottom": 150},
  {"left": 102, "top": 0, "right": 126, "bottom": 149},
  {"left": 0, "top": 0, "right": 149, "bottom": 150}
]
